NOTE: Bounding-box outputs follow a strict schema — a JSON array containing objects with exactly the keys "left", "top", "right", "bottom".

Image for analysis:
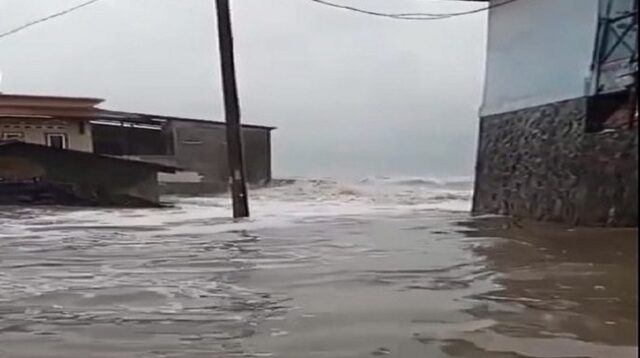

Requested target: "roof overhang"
[
  {"left": 0, "top": 107, "right": 101, "bottom": 119},
  {"left": 0, "top": 93, "right": 276, "bottom": 130},
  {"left": 0, "top": 93, "right": 104, "bottom": 120},
  {"left": 0, "top": 140, "right": 179, "bottom": 173},
  {"left": 0, "top": 94, "right": 104, "bottom": 109}
]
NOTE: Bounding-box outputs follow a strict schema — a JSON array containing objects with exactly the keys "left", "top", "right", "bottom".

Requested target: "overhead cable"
[
  {"left": 306, "top": 0, "right": 519, "bottom": 20},
  {"left": 0, "top": 0, "right": 103, "bottom": 41}
]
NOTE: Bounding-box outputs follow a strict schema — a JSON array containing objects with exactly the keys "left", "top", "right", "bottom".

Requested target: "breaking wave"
[
  {"left": 253, "top": 176, "right": 473, "bottom": 212},
  {"left": 0, "top": 176, "right": 474, "bottom": 239},
  {"left": 357, "top": 175, "right": 474, "bottom": 187}
]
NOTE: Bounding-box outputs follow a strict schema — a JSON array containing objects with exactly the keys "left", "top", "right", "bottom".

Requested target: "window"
[
  {"left": 2, "top": 132, "right": 24, "bottom": 141},
  {"left": 586, "top": 90, "right": 636, "bottom": 133},
  {"left": 45, "top": 133, "right": 68, "bottom": 149}
]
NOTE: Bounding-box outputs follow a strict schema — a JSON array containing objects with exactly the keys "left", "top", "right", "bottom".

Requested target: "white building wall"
[
  {"left": 480, "top": 0, "right": 600, "bottom": 116},
  {"left": 0, "top": 119, "right": 93, "bottom": 152}
]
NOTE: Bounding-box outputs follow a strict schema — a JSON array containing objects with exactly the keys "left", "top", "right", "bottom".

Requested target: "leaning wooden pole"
[{"left": 215, "top": 0, "right": 249, "bottom": 218}]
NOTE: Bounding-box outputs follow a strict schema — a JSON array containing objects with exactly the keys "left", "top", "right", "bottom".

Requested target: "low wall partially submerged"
[{"left": 473, "top": 97, "right": 637, "bottom": 227}]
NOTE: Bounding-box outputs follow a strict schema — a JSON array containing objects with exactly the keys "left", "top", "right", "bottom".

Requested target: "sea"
[{"left": 0, "top": 177, "right": 637, "bottom": 358}]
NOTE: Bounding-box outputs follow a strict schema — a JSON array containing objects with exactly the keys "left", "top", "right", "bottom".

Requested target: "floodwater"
[{"left": 0, "top": 178, "right": 637, "bottom": 358}]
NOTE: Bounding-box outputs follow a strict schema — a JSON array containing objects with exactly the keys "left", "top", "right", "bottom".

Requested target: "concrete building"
[
  {"left": 91, "top": 112, "right": 274, "bottom": 195},
  {"left": 0, "top": 94, "right": 178, "bottom": 206},
  {"left": 0, "top": 94, "right": 100, "bottom": 152},
  {"left": 0, "top": 93, "right": 275, "bottom": 198},
  {"left": 472, "top": 0, "right": 637, "bottom": 226}
]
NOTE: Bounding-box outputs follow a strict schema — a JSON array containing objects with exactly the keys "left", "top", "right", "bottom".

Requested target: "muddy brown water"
[{"left": 0, "top": 199, "right": 636, "bottom": 358}]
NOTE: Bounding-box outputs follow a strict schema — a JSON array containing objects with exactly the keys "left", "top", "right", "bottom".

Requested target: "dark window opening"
[
  {"left": 586, "top": 89, "right": 637, "bottom": 133},
  {"left": 45, "top": 133, "right": 68, "bottom": 149}
]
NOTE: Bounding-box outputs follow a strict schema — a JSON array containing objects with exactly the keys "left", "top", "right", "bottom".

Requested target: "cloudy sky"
[{"left": 0, "top": 0, "right": 487, "bottom": 178}]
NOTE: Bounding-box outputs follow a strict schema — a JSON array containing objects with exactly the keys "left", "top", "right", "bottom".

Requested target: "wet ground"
[{"left": 0, "top": 182, "right": 637, "bottom": 357}]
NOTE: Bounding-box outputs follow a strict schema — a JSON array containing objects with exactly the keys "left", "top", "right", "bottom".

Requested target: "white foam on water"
[{"left": 0, "top": 176, "right": 473, "bottom": 237}]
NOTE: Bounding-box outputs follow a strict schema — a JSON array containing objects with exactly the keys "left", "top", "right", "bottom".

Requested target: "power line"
[
  {"left": 0, "top": 0, "right": 517, "bottom": 43},
  {"left": 306, "top": 0, "right": 519, "bottom": 20},
  {"left": 422, "top": 0, "right": 519, "bottom": 19},
  {"left": 0, "top": 0, "right": 103, "bottom": 41}
]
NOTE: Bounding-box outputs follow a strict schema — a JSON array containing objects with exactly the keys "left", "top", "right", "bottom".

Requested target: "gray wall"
[
  {"left": 473, "top": 97, "right": 637, "bottom": 226},
  {"left": 243, "top": 128, "right": 272, "bottom": 185},
  {"left": 0, "top": 145, "right": 163, "bottom": 206},
  {"left": 167, "top": 120, "right": 272, "bottom": 193}
]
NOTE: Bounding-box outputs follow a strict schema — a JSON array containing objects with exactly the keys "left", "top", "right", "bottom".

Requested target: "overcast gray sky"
[{"left": 0, "top": 0, "right": 487, "bottom": 179}]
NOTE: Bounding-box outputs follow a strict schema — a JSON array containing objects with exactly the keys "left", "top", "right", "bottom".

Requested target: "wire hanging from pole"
[
  {"left": 0, "top": 0, "right": 103, "bottom": 41},
  {"left": 0, "top": 0, "right": 520, "bottom": 42},
  {"left": 306, "top": 0, "right": 519, "bottom": 20}
]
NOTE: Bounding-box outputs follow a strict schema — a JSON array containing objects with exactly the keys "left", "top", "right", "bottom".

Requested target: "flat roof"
[
  {"left": 0, "top": 93, "right": 104, "bottom": 107},
  {"left": 0, "top": 93, "right": 105, "bottom": 120},
  {"left": 96, "top": 110, "right": 277, "bottom": 131},
  {"left": 0, "top": 93, "right": 275, "bottom": 130}
]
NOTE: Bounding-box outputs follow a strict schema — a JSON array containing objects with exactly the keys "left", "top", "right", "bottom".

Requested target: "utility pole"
[{"left": 215, "top": 0, "right": 250, "bottom": 218}]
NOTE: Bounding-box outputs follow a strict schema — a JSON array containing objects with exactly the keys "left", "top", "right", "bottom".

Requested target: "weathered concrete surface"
[
  {"left": 578, "top": 130, "right": 638, "bottom": 226},
  {"left": 167, "top": 120, "right": 272, "bottom": 193},
  {"left": 92, "top": 119, "right": 273, "bottom": 195},
  {"left": 473, "top": 97, "right": 638, "bottom": 227},
  {"left": 0, "top": 142, "right": 173, "bottom": 207},
  {"left": 0, "top": 182, "right": 96, "bottom": 206}
]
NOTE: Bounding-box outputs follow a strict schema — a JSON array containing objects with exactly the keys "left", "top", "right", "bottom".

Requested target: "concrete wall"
[
  {"left": 473, "top": 97, "right": 637, "bottom": 226},
  {"left": 0, "top": 145, "right": 163, "bottom": 206},
  {"left": 170, "top": 120, "right": 228, "bottom": 184},
  {"left": 481, "top": 0, "right": 599, "bottom": 116},
  {"left": 119, "top": 154, "right": 223, "bottom": 194},
  {"left": 92, "top": 123, "right": 171, "bottom": 156},
  {"left": 90, "top": 119, "right": 273, "bottom": 195},
  {"left": 167, "top": 120, "right": 272, "bottom": 192},
  {"left": 1, "top": 118, "right": 93, "bottom": 152},
  {"left": 242, "top": 128, "right": 272, "bottom": 185}
]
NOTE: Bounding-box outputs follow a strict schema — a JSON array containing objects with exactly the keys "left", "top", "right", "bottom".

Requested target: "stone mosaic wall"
[{"left": 472, "top": 97, "right": 638, "bottom": 227}]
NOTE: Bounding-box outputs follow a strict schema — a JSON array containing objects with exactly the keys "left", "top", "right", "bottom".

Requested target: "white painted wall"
[
  {"left": 158, "top": 172, "right": 203, "bottom": 183},
  {"left": 480, "top": 0, "right": 600, "bottom": 116},
  {"left": 0, "top": 119, "right": 93, "bottom": 152}
]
